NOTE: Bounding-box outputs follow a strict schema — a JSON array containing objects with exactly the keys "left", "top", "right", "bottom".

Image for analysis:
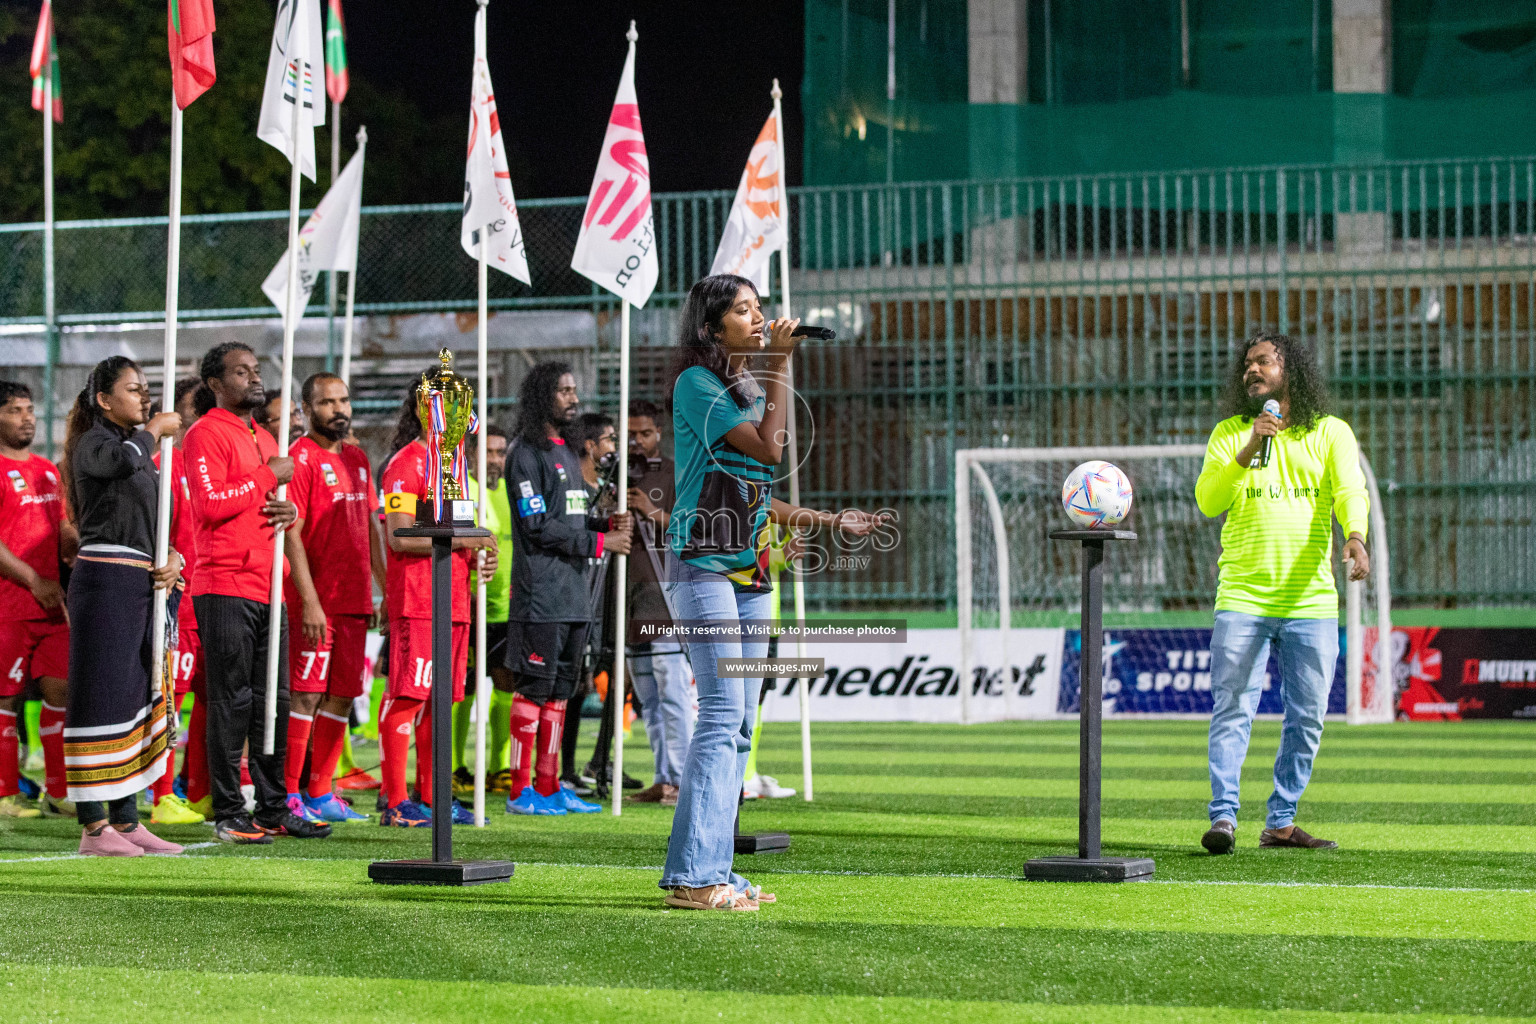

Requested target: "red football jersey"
[
  {"left": 286, "top": 437, "right": 377, "bottom": 616},
  {"left": 381, "top": 441, "right": 472, "bottom": 623},
  {"left": 156, "top": 447, "right": 200, "bottom": 631},
  {"left": 0, "top": 454, "right": 65, "bottom": 622}
]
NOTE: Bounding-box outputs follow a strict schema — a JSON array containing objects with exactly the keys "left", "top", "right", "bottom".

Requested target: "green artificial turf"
[{"left": 2, "top": 719, "right": 1533, "bottom": 1023}]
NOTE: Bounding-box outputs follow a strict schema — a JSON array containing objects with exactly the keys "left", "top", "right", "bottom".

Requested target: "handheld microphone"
[
  {"left": 790, "top": 325, "right": 837, "bottom": 341},
  {"left": 1258, "top": 399, "right": 1281, "bottom": 468}
]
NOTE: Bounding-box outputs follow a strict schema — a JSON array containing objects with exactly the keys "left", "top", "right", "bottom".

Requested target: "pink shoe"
[
  {"left": 78, "top": 826, "right": 145, "bottom": 858},
  {"left": 115, "top": 824, "right": 184, "bottom": 856}
]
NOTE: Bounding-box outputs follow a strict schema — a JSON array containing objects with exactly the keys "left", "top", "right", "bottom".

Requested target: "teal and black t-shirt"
[{"left": 667, "top": 365, "right": 774, "bottom": 593}]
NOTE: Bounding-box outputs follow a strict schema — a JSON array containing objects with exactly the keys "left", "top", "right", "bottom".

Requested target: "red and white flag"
[
  {"left": 710, "top": 108, "right": 787, "bottom": 295},
  {"left": 30, "top": 1, "right": 61, "bottom": 123},
  {"left": 571, "top": 23, "right": 657, "bottom": 309},
  {"left": 460, "top": 2, "right": 529, "bottom": 284}
]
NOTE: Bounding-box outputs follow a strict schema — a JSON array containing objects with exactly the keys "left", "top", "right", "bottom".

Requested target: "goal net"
[{"left": 955, "top": 445, "right": 1393, "bottom": 724}]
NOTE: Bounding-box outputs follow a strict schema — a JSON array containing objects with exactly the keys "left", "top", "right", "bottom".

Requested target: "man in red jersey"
[
  {"left": 377, "top": 379, "right": 497, "bottom": 827},
  {"left": 0, "top": 381, "right": 77, "bottom": 820},
  {"left": 283, "top": 372, "right": 385, "bottom": 824},
  {"left": 182, "top": 342, "right": 329, "bottom": 844},
  {"left": 148, "top": 377, "right": 209, "bottom": 824}
]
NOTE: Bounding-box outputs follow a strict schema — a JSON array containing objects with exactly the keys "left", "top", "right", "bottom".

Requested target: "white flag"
[
  {"left": 262, "top": 140, "right": 364, "bottom": 319},
  {"left": 710, "top": 109, "right": 787, "bottom": 295},
  {"left": 460, "top": 3, "right": 529, "bottom": 284},
  {"left": 571, "top": 27, "right": 657, "bottom": 309},
  {"left": 257, "top": 0, "right": 326, "bottom": 181}
]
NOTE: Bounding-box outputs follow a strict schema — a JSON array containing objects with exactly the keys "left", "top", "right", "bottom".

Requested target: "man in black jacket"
[{"left": 503, "top": 362, "right": 630, "bottom": 815}]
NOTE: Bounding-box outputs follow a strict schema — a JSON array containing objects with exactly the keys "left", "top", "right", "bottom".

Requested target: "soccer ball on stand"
[{"left": 1061, "top": 460, "right": 1134, "bottom": 529}]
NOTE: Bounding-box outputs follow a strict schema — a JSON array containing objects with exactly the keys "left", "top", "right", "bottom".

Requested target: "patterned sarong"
[{"left": 63, "top": 548, "right": 169, "bottom": 803}]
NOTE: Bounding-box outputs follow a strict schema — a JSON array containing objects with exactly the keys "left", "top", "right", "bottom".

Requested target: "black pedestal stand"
[
  {"left": 734, "top": 788, "right": 791, "bottom": 855},
  {"left": 1024, "top": 529, "right": 1155, "bottom": 883},
  {"left": 369, "top": 523, "right": 515, "bottom": 887}
]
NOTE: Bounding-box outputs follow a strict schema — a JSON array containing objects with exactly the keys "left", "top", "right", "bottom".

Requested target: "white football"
[{"left": 1061, "top": 461, "right": 1134, "bottom": 529}]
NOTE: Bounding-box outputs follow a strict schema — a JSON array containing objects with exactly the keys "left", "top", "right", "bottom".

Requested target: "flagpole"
[
  {"left": 612, "top": 300, "right": 630, "bottom": 816},
  {"left": 339, "top": 125, "right": 364, "bottom": 386},
  {"left": 769, "top": 80, "right": 813, "bottom": 803},
  {"left": 40, "top": 65, "right": 57, "bottom": 459},
  {"left": 151, "top": 96, "right": 185, "bottom": 733},
  {"left": 473, "top": 233, "right": 489, "bottom": 827},
  {"left": 325, "top": 97, "right": 340, "bottom": 373},
  {"left": 263, "top": 76, "right": 307, "bottom": 756}
]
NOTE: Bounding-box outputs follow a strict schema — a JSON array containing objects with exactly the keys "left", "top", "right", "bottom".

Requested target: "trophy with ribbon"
[{"left": 414, "top": 348, "right": 480, "bottom": 527}]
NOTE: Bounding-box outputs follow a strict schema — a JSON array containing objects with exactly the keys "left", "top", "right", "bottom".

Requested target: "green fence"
[{"left": 2, "top": 156, "right": 1532, "bottom": 610}]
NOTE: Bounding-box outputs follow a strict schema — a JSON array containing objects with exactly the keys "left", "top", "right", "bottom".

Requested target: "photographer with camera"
[{"left": 623, "top": 400, "right": 691, "bottom": 806}]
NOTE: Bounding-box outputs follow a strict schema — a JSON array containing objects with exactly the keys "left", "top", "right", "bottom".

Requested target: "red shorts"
[
  {"left": 0, "top": 618, "right": 69, "bottom": 697},
  {"left": 290, "top": 613, "right": 370, "bottom": 699},
  {"left": 387, "top": 617, "right": 468, "bottom": 703},
  {"left": 172, "top": 625, "right": 206, "bottom": 699}
]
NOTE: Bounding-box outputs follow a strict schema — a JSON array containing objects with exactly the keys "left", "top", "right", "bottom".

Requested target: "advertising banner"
[
  {"left": 1057, "top": 628, "right": 1347, "bottom": 716},
  {"left": 1375, "top": 627, "right": 1536, "bottom": 720},
  {"left": 759, "top": 628, "right": 1064, "bottom": 723}
]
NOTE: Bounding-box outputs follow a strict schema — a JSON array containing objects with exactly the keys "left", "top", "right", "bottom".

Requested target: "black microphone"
[
  {"left": 790, "top": 325, "right": 837, "bottom": 341},
  {"left": 1258, "top": 398, "right": 1280, "bottom": 468}
]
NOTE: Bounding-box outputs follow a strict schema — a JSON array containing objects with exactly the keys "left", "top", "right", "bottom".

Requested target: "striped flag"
[
  {"left": 325, "top": 0, "right": 347, "bottom": 105},
  {"left": 168, "top": 0, "right": 217, "bottom": 110},
  {"left": 258, "top": 0, "right": 326, "bottom": 181},
  {"left": 29, "top": 1, "right": 61, "bottom": 123}
]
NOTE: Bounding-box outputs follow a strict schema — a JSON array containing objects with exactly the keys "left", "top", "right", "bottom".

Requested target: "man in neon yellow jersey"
[{"left": 1195, "top": 331, "right": 1370, "bottom": 855}]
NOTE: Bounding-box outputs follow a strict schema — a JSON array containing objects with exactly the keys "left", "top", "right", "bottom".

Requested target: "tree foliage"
[{"left": 0, "top": 0, "right": 468, "bottom": 223}]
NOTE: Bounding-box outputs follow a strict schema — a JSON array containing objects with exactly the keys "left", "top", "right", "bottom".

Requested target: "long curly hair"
[
  {"left": 380, "top": 366, "right": 440, "bottom": 478},
  {"left": 514, "top": 360, "right": 573, "bottom": 451},
  {"left": 1221, "top": 331, "right": 1329, "bottom": 435},
  {"left": 63, "top": 355, "right": 141, "bottom": 515},
  {"left": 668, "top": 274, "right": 760, "bottom": 411}
]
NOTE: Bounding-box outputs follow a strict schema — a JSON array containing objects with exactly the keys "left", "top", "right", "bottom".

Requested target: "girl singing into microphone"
[{"left": 659, "top": 274, "right": 883, "bottom": 911}]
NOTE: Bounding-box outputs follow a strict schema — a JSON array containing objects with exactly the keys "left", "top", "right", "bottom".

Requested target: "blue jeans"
[
  {"left": 627, "top": 643, "right": 694, "bottom": 788},
  {"left": 1207, "top": 611, "right": 1339, "bottom": 830},
  {"left": 659, "top": 556, "right": 770, "bottom": 891}
]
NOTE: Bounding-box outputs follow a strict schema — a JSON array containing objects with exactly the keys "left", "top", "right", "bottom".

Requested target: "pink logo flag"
[
  {"left": 570, "top": 22, "right": 657, "bottom": 309},
  {"left": 460, "top": 1, "right": 529, "bottom": 284},
  {"left": 710, "top": 108, "right": 786, "bottom": 295}
]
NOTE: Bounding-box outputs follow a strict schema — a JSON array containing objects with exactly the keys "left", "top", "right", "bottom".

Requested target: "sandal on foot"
[{"left": 663, "top": 884, "right": 757, "bottom": 912}]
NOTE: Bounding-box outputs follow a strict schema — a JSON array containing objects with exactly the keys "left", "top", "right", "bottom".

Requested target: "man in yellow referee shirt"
[{"left": 1195, "top": 331, "right": 1371, "bottom": 855}]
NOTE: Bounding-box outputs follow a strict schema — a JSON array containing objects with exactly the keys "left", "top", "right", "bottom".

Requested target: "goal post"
[{"left": 955, "top": 445, "right": 1393, "bottom": 725}]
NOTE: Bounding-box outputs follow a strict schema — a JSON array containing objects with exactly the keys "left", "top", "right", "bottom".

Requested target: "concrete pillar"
[
  {"left": 1333, "top": 0, "right": 1391, "bottom": 254},
  {"left": 968, "top": 0, "right": 1027, "bottom": 181},
  {"left": 968, "top": 0, "right": 1028, "bottom": 258}
]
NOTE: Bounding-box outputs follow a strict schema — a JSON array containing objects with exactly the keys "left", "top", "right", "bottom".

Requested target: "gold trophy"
[{"left": 415, "top": 348, "right": 477, "bottom": 527}]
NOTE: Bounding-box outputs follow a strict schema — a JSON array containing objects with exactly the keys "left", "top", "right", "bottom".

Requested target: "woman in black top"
[{"left": 60, "top": 356, "right": 184, "bottom": 856}]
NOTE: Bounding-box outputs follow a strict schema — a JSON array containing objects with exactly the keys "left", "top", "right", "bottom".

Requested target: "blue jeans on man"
[
  {"left": 627, "top": 643, "right": 695, "bottom": 788},
  {"left": 1208, "top": 610, "right": 1339, "bottom": 830}
]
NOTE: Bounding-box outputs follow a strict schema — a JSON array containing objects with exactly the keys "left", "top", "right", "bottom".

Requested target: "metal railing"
[{"left": 2, "top": 156, "right": 1532, "bottom": 609}]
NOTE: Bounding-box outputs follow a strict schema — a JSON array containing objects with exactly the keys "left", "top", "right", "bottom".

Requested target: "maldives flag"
[
  {"left": 325, "top": 0, "right": 347, "bottom": 105},
  {"left": 29, "top": 1, "right": 61, "bottom": 123},
  {"left": 571, "top": 24, "right": 658, "bottom": 308},
  {"left": 168, "top": 0, "right": 217, "bottom": 110}
]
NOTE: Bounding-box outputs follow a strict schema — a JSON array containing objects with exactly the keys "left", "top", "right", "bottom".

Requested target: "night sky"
[{"left": 347, "top": 1, "right": 805, "bottom": 199}]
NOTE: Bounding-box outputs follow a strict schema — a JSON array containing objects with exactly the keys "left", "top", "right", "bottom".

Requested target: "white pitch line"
[
  {"left": 5, "top": 849, "right": 1533, "bottom": 895},
  {"left": 0, "top": 841, "right": 218, "bottom": 864}
]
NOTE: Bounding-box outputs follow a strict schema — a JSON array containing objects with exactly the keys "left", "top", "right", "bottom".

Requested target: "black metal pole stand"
[
  {"left": 369, "top": 525, "right": 514, "bottom": 887},
  {"left": 1025, "top": 529, "right": 1155, "bottom": 883},
  {"left": 735, "top": 650, "right": 790, "bottom": 855}
]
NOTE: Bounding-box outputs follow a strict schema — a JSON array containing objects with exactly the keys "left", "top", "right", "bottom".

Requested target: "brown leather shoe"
[
  {"left": 1259, "top": 824, "right": 1337, "bottom": 849},
  {"left": 1201, "top": 818, "right": 1236, "bottom": 855},
  {"left": 628, "top": 783, "right": 666, "bottom": 803}
]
